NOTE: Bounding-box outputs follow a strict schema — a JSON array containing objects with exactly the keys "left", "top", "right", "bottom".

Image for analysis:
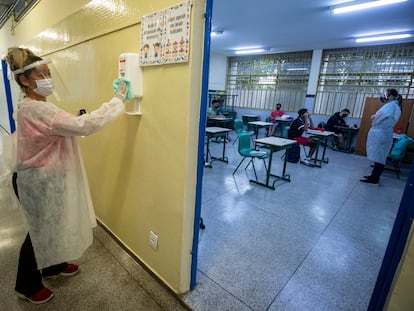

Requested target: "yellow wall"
[
  {"left": 0, "top": 0, "right": 205, "bottom": 293},
  {"left": 385, "top": 225, "right": 414, "bottom": 310}
]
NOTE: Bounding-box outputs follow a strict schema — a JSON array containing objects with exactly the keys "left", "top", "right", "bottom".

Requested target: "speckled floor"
[
  {"left": 183, "top": 131, "right": 408, "bottom": 311},
  {"left": 0, "top": 176, "right": 188, "bottom": 310}
]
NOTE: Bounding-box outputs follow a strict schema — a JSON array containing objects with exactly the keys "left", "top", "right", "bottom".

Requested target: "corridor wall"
[{"left": 0, "top": 0, "right": 205, "bottom": 293}]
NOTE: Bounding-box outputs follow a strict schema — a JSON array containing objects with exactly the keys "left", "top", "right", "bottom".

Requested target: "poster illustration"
[
  {"left": 140, "top": 1, "right": 190, "bottom": 66},
  {"left": 140, "top": 11, "right": 164, "bottom": 65}
]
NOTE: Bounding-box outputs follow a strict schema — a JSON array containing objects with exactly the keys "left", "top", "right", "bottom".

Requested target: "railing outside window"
[
  {"left": 225, "top": 43, "right": 414, "bottom": 118},
  {"left": 226, "top": 52, "right": 312, "bottom": 112},
  {"left": 315, "top": 43, "right": 414, "bottom": 118}
]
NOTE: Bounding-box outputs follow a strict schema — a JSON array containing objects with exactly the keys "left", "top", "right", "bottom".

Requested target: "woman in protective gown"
[{"left": 6, "top": 47, "right": 128, "bottom": 304}]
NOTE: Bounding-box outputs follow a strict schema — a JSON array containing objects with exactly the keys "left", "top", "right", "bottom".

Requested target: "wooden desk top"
[
  {"left": 255, "top": 136, "right": 297, "bottom": 147},
  {"left": 336, "top": 125, "right": 359, "bottom": 131},
  {"left": 206, "top": 127, "right": 232, "bottom": 134},
  {"left": 248, "top": 121, "right": 273, "bottom": 126},
  {"left": 274, "top": 118, "right": 293, "bottom": 123},
  {"left": 208, "top": 116, "right": 232, "bottom": 121},
  {"left": 306, "top": 129, "right": 335, "bottom": 137}
]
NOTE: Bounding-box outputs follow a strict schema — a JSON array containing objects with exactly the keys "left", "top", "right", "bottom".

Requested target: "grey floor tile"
[
  {"left": 26, "top": 252, "right": 165, "bottom": 311},
  {"left": 269, "top": 235, "right": 382, "bottom": 311},
  {"left": 187, "top": 134, "right": 407, "bottom": 311},
  {"left": 197, "top": 198, "right": 321, "bottom": 310},
  {"left": 182, "top": 272, "right": 253, "bottom": 311},
  {"left": 323, "top": 185, "right": 403, "bottom": 257},
  {"left": 0, "top": 186, "right": 188, "bottom": 311}
]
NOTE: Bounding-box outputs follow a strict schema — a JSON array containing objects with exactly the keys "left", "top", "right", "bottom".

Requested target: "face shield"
[
  {"left": 13, "top": 59, "right": 69, "bottom": 102},
  {"left": 379, "top": 89, "right": 392, "bottom": 104}
]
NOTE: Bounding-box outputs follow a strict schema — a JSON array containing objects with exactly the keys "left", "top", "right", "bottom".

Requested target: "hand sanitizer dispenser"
[{"left": 119, "top": 53, "right": 143, "bottom": 114}]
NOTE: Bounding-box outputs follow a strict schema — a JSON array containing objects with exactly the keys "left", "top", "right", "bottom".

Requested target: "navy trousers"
[{"left": 13, "top": 173, "right": 67, "bottom": 296}]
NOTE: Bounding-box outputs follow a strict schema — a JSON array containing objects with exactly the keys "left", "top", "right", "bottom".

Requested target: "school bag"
[{"left": 287, "top": 144, "right": 300, "bottom": 163}]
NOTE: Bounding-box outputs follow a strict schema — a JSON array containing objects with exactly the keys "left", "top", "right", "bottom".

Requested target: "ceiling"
[{"left": 210, "top": 0, "right": 414, "bottom": 56}]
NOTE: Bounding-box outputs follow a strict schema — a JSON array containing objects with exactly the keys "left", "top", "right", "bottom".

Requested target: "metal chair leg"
[
  {"left": 245, "top": 158, "right": 254, "bottom": 170},
  {"left": 262, "top": 158, "right": 267, "bottom": 172},
  {"left": 251, "top": 159, "right": 258, "bottom": 181},
  {"left": 392, "top": 159, "right": 400, "bottom": 179},
  {"left": 233, "top": 157, "right": 246, "bottom": 175}
]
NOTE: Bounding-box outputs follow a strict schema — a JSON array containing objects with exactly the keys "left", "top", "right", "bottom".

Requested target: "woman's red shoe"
[{"left": 17, "top": 287, "right": 54, "bottom": 304}]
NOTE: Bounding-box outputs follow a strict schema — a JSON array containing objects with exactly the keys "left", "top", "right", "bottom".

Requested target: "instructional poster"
[
  {"left": 140, "top": 1, "right": 190, "bottom": 66},
  {"left": 140, "top": 11, "right": 164, "bottom": 65}
]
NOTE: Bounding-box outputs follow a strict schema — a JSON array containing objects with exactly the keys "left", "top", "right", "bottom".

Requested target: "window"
[
  {"left": 14, "top": 0, "right": 38, "bottom": 22},
  {"left": 315, "top": 43, "right": 414, "bottom": 117},
  {"left": 226, "top": 51, "right": 312, "bottom": 112}
]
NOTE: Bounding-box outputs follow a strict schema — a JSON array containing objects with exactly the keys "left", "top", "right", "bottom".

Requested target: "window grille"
[
  {"left": 14, "top": 0, "right": 39, "bottom": 22},
  {"left": 315, "top": 42, "right": 414, "bottom": 118},
  {"left": 226, "top": 51, "right": 312, "bottom": 112}
]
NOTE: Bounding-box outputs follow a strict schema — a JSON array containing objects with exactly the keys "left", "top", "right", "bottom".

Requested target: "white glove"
[{"left": 115, "top": 80, "right": 128, "bottom": 101}]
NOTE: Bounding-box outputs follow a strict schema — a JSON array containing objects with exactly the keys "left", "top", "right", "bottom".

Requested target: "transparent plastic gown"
[
  {"left": 366, "top": 100, "right": 401, "bottom": 165},
  {"left": 14, "top": 96, "right": 124, "bottom": 269}
]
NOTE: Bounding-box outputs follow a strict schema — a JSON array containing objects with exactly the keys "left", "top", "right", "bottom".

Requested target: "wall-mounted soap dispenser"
[{"left": 118, "top": 53, "right": 143, "bottom": 115}]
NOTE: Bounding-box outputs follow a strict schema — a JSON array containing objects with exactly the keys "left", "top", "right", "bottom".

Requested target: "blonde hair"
[{"left": 6, "top": 46, "right": 43, "bottom": 93}]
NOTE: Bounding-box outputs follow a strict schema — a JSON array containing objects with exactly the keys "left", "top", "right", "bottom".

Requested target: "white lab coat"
[
  {"left": 366, "top": 100, "right": 401, "bottom": 165},
  {"left": 15, "top": 96, "right": 124, "bottom": 269}
]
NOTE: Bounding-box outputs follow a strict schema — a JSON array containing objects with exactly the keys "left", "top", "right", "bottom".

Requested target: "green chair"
[
  {"left": 387, "top": 135, "right": 413, "bottom": 179},
  {"left": 233, "top": 119, "right": 254, "bottom": 145},
  {"left": 233, "top": 132, "right": 268, "bottom": 181}
]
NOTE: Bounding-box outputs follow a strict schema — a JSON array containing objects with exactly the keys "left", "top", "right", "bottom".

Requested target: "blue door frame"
[
  {"left": 368, "top": 162, "right": 414, "bottom": 310},
  {"left": 1, "top": 58, "right": 15, "bottom": 133},
  {"left": 190, "top": 0, "right": 213, "bottom": 290}
]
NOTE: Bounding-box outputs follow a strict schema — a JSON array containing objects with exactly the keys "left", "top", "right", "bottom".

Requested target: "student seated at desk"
[
  {"left": 268, "top": 103, "right": 285, "bottom": 136},
  {"left": 325, "top": 108, "right": 352, "bottom": 149},
  {"left": 288, "top": 108, "right": 317, "bottom": 165},
  {"left": 207, "top": 99, "right": 223, "bottom": 119}
]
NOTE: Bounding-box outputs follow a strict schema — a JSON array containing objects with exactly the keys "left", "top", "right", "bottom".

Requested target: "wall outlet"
[{"left": 149, "top": 231, "right": 158, "bottom": 250}]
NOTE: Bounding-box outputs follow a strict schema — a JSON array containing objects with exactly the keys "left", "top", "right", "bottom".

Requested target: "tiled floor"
[
  {"left": 183, "top": 131, "right": 408, "bottom": 311},
  {"left": 0, "top": 130, "right": 409, "bottom": 311}
]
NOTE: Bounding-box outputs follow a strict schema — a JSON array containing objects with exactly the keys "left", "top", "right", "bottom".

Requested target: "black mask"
[{"left": 380, "top": 95, "right": 388, "bottom": 103}]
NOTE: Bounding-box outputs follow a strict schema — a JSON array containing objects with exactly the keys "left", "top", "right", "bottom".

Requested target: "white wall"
[{"left": 208, "top": 53, "right": 227, "bottom": 91}]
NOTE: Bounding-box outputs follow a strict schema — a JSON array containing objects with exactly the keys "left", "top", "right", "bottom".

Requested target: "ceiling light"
[
  {"left": 376, "top": 61, "right": 408, "bottom": 65},
  {"left": 235, "top": 48, "right": 266, "bottom": 55},
  {"left": 355, "top": 33, "right": 411, "bottom": 42},
  {"left": 286, "top": 68, "right": 309, "bottom": 71},
  {"left": 331, "top": 0, "right": 407, "bottom": 14}
]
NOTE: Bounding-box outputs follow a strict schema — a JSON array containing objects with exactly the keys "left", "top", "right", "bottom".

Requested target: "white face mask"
[{"left": 33, "top": 78, "right": 54, "bottom": 97}]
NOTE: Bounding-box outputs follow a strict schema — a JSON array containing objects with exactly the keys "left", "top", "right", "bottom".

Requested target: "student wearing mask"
[
  {"left": 207, "top": 99, "right": 222, "bottom": 119},
  {"left": 6, "top": 46, "right": 129, "bottom": 304},
  {"left": 325, "top": 108, "right": 351, "bottom": 148},
  {"left": 288, "top": 108, "right": 317, "bottom": 165},
  {"left": 361, "top": 88, "right": 402, "bottom": 184},
  {"left": 267, "top": 103, "right": 285, "bottom": 136}
]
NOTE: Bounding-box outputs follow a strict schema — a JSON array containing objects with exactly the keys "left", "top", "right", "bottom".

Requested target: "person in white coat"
[
  {"left": 6, "top": 46, "right": 129, "bottom": 304},
  {"left": 361, "top": 89, "right": 402, "bottom": 184}
]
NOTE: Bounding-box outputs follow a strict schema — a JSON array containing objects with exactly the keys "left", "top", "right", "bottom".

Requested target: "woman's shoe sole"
[{"left": 16, "top": 291, "right": 54, "bottom": 304}]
